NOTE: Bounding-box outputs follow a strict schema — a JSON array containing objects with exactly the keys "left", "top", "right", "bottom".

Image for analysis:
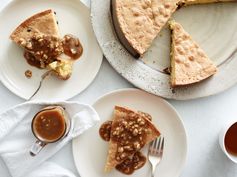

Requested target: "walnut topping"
[
  {"left": 24, "top": 34, "right": 63, "bottom": 69},
  {"left": 99, "top": 109, "right": 156, "bottom": 175},
  {"left": 109, "top": 112, "right": 149, "bottom": 162},
  {"left": 118, "top": 147, "right": 124, "bottom": 153},
  {"left": 133, "top": 142, "right": 141, "bottom": 150},
  {"left": 115, "top": 151, "right": 146, "bottom": 175},
  {"left": 26, "top": 42, "right": 33, "bottom": 49},
  {"left": 137, "top": 111, "right": 152, "bottom": 121},
  {"left": 19, "top": 38, "right": 26, "bottom": 46},
  {"left": 133, "top": 128, "right": 138, "bottom": 136},
  {"left": 24, "top": 70, "right": 32, "bottom": 78}
]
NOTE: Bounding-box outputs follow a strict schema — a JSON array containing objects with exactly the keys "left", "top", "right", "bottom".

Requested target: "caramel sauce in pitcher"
[{"left": 32, "top": 107, "right": 66, "bottom": 142}]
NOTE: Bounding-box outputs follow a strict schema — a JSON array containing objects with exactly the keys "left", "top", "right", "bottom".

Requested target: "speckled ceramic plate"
[
  {"left": 0, "top": 0, "right": 103, "bottom": 100},
  {"left": 91, "top": 0, "right": 237, "bottom": 100}
]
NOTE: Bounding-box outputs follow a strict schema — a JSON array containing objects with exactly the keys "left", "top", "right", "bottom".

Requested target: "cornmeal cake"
[
  {"left": 169, "top": 21, "right": 217, "bottom": 87},
  {"left": 104, "top": 106, "right": 160, "bottom": 172},
  {"left": 10, "top": 9, "right": 60, "bottom": 43},
  {"left": 10, "top": 9, "right": 83, "bottom": 80},
  {"left": 48, "top": 59, "right": 73, "bottom": 80},
  {"left": 111, "top": 0, "right": 180, "bottom": 58}
]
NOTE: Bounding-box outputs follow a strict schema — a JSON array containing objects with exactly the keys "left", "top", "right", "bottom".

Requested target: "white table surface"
[{"left": 1, "top": 1, "right": 237, "bottom": 177}]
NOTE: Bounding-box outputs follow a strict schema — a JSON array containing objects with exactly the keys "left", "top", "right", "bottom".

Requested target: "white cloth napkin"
[{"left": 0, "top": 101, "right": 100, "bottom": 177}]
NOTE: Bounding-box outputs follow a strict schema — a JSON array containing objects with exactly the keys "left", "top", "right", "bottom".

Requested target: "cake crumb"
[{"left": 25, "top": 70, "right": 32, "bottom": 78}]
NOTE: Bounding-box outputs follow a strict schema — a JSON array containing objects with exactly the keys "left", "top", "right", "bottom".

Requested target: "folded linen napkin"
[
  {"left": 0, "top": 101, "right": 100, "bottom": 177},
  {"left": 26, "top": 162, "right": 77, "bottom": 177}
]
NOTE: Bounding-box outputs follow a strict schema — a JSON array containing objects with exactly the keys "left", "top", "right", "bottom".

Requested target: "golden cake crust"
[
  {"left": 169, "top": 20, "right": 217, "bottom": 87},
  {"left": 113, "top": 0, "right": 179, "bottom": 56},
  {"left": 10, "top": 9, "right": 59, "bottom": 43}
]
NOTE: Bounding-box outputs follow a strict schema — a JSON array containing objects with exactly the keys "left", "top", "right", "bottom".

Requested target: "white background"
[{"left": 0, "top": 0, "right": 237, "bottom": 177}]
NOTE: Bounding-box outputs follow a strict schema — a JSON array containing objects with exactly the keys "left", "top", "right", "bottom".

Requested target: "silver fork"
[
  {"left": 148, "top": 136, "right": 165, "bottom": 177},
  {"left": 27, "top": 70, "right": 52, "bottom": 101}
]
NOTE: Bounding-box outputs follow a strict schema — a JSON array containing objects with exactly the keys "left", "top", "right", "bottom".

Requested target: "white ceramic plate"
[
  {"left": 0, "top": 0, "right": 103, "bottom": 100},
  {"left": 91, "top": 0, "right": 237, "bottom": 100},
  {"left": 72, "top": 89, "right": 187, "bottom": 177}
]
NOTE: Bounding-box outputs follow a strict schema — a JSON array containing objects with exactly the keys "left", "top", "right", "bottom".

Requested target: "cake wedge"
[
  {"left": 9, "top": 9, "right": 80, "bottom": 80},
  {"left": 10, "top": 9, "right": 60, "bottom": 44},
  {"left": 104, "top": 106, "right": 160, "bottom": 172},
  {"left": 169, "top": 21, "right": 217, "bottom": 87}
]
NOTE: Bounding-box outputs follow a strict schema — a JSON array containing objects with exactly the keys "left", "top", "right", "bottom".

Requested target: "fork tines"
[{"left": 149, "top": 136, "right": 164, "bottom": 156}]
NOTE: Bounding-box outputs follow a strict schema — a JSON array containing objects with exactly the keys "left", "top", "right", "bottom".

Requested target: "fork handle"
[{"left": 151, "top": 165, "right": 156, "bottom": 177}]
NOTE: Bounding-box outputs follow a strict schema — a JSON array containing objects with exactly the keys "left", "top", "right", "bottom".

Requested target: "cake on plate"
[
  {"left": 169, "top": 20, "right": 217, "bottom": 87},
  {"left": 10, "top": 9, "right": 83, "bottom": 80},
  {"left": 111, "top": 0, "right": 179, "bottom": 58},
  {"left": 104, "top": 106, "right": 160, "bottom": 172}
]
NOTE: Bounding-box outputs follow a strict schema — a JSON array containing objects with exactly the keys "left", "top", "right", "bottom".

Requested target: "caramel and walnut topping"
[
  {"left": 19, "top": 33, "right": 83, "bottom": 70},
  {"left": 24, "top": 70, "right": 32, "bottom": 78},
  {"left": 137, "top": 111, "right": 152, "bottom": 121},
  {"left": 111, "top": 113, "right": 150, "bottom": 162},
  {"left": 115, "top": 151, "right": 146, "bottom": 175},
  {"left": 23, "top": 34, "right": 63, "bottom": 68},
  {"left": 99, "top": 121, "right": 112, "bottom": 142},
  {"left": 99, "top": 110, "right": 155, "bottom": 175},
  {"left": 62, "top": 34, "right": 83, "bottom": 60}
]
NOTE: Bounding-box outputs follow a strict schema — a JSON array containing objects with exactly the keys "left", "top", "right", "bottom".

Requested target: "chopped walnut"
[
  {"left": 115, "top": 151, "right": 146, "bottom": 175},
  {"left": 25, "top": 70, "right": 32, "bottom": 79},
  {"left": 24, "top": 33, "right": 63, "bottom": 69}
]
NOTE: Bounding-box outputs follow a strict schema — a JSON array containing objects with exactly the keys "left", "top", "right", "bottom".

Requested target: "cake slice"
[
  {"left": 111, "top": 0, "right": 180, "bottom": 58},
  {"left": 169, "top": 21, "right": 217, "bottom": 87},
  {"left": 10, "top": 9, "right": 60, "bottom": 43},
  {"left": 10, "top": 9, "right": 75, "bottom": 80},
  {"left": 10, "top": 9, "right": 62, "bottom": 69},
  {"left": 179, "top": 0, "right": 235, "bottom": 6},
  {"left": 104, "top": 106, "right": 160, "bottom": 172}
]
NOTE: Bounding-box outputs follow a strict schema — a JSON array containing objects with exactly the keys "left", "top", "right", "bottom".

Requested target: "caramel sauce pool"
[
  {"left": 33, "top": 109, "right": 66, "bottom": 142},
  {"left": 62, "top": 34, "right": 83, "bottom": 60},
  {"left": 225, "top": 122, "right": 237, "bottom": 156}
]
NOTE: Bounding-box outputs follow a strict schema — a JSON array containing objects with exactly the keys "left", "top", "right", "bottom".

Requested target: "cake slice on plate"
[
  {"left": 10, "top": 9, "right": 75, "bottom": 80},
  {"left": 104, "top": 106, "right": 160, "bottom": 172},
  {"left": 179, "top": 0, "right": 235, "bottom": 6},
  {"left": 10, "top": 9, "right": 60, "bottom": 43},
  {"left": 111, "top": 0, "right": 180, "bottom": 58},
  {"left": 169, "top": 20, "right": 217, "bottom": 87}
]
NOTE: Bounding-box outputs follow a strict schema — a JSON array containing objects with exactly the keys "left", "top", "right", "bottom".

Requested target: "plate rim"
[
  {"left": 0, "top": 0, "right": 103, "bottom": 100},
  {"left": 72, "top": 88, "right": 188, "bottom": 177},
  {"left": 90, "top": 0, "right": 237, "bottom": 100}
]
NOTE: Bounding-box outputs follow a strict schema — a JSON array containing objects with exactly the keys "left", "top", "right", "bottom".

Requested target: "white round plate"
[
  {"left": 0, "top": 0, "right": 103, "bottom": 100},
  {"left": 72, "top": 89, "right": 187, "bottom": 177},
  {"left": 91, "top": 0, "right": 237, "bottom": 100}
]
